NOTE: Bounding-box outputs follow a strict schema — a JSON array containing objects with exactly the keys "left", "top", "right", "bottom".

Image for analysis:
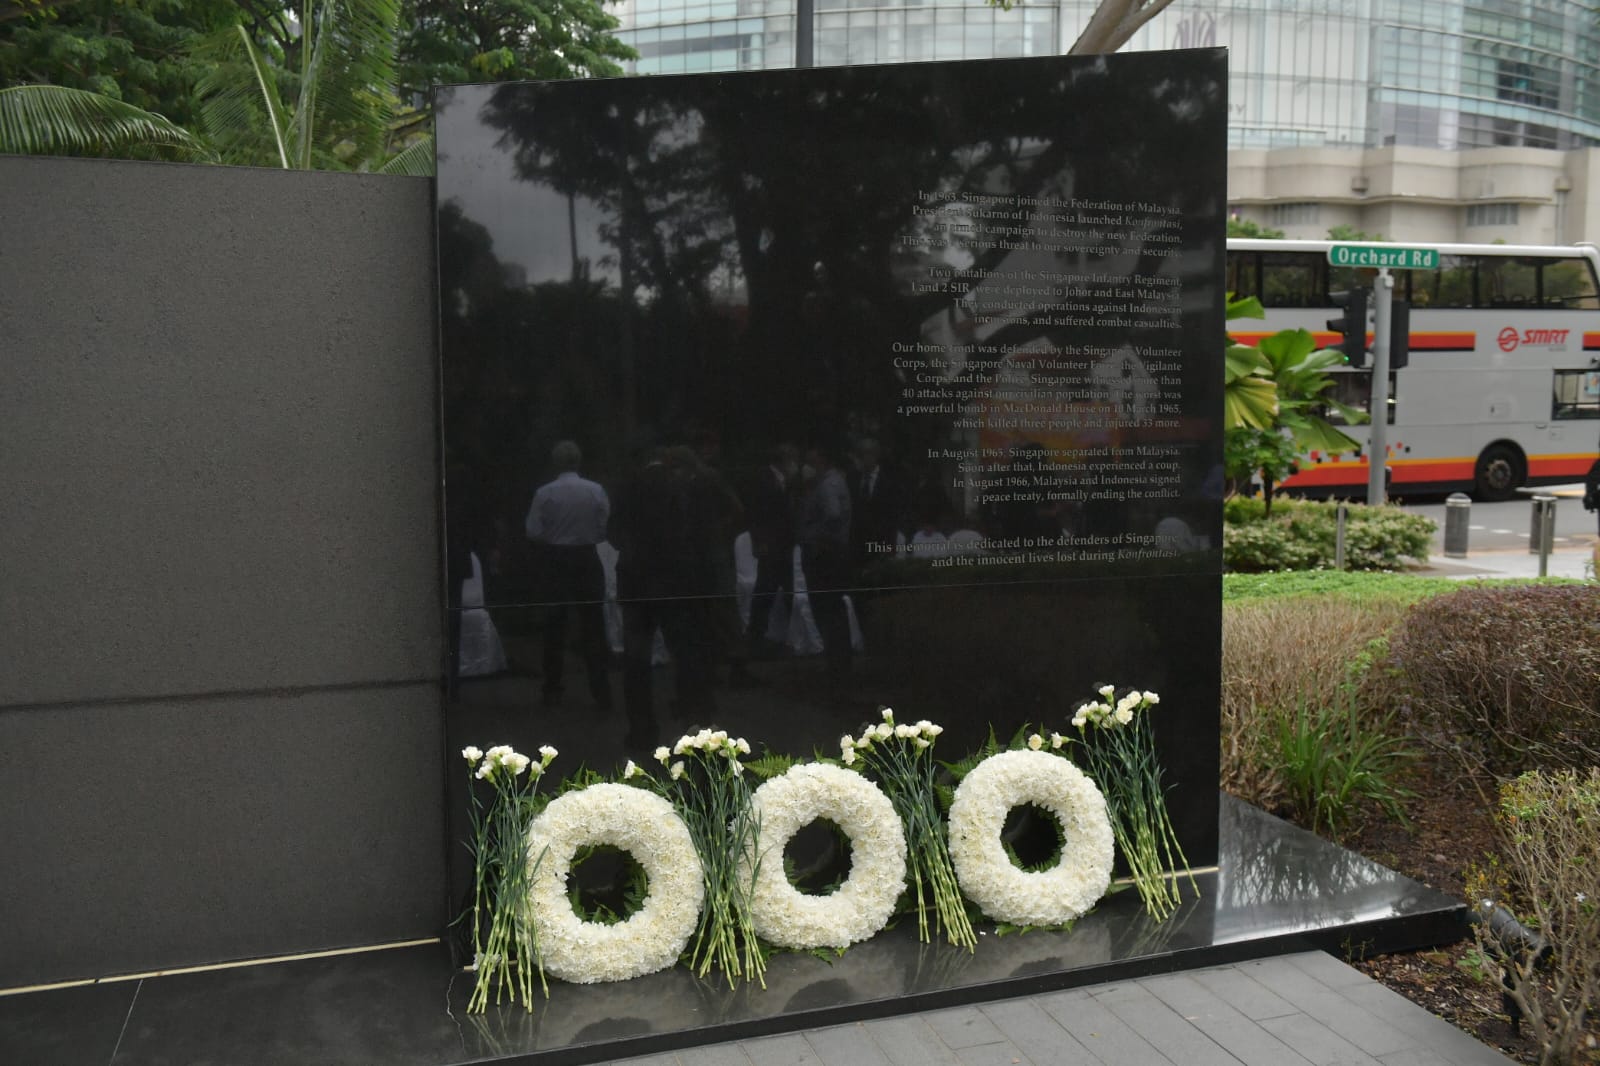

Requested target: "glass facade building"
[{"left": 613, "top": 0, "right": 1600, "bottom": 152}]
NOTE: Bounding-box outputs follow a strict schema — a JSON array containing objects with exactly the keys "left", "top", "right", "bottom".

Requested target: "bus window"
[
  {"left": 1322, "top": 370, "right": 1396, "bottom": 427},
  {"left": 1542, "top": 259, "right": 1600, "bottom": 308},
  {"left": 1226, "top": 252, "right": 1259, "bottom": 302},
  {"left": 1327, "top": 264, "right": 1367, "bottom": 299},
  {"left": 1553, "top": 369, "right": 1600, "bottom": 419},
  {"left": 1480, "top": 257, "right": 1539, "bottom": 307},
  {"left": 1410, "top": 255, "right": 1475, "bottom": 308},
  {"left": 1260, "top": 253, "right": 1326, "bottom": 308}
]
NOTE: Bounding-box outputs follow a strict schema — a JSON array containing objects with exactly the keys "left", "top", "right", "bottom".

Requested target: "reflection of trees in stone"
[{"left": 452, "top": 54, "right": 1223, "bottom": 511}]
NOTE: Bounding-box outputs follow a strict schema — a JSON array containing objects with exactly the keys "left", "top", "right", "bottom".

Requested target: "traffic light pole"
[{"left": 1367, "top": 270, "right": 1394, "bottom": 506}]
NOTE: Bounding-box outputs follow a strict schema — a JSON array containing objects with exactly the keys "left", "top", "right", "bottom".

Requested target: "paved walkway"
[{"left": 610, "top": 952, "right": 1516, "bottom": 1066}]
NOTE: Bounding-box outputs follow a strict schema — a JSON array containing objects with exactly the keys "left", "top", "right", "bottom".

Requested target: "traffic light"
[
  {"left": 1388, "top": 299, "right": 1410, "bottom": 370},
  {"left": 1327, "top": 289, "right": 1369, "bottom": 366}
]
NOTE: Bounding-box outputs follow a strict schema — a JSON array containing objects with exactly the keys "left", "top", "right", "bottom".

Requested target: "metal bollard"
[
  {"left": 1335, "top": 503, "right": 1348, "bottom": 570},
  {"left": 1443, "top": 493, "right": 1471, "bottom": 558},
  {"left": 1530, "top": 495, "right": 1557, "bottom": 576}
]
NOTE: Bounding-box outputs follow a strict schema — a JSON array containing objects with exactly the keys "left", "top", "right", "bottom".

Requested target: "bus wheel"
[{"left": 1474, "top": 444, "right": 1524, "bottom": 502}]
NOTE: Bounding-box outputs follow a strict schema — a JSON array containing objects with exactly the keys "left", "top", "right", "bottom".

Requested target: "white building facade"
[{"left": 610, "top": 0, "right": 1600, "bottom": 244}]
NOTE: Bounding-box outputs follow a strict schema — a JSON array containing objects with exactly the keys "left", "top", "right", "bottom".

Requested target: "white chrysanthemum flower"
[
  {"left": 526, "top": 783, "right": 705, "bottom": 983},
  {"left": 670, "top": 761, "right": 686, "bottom": 781},
  {"left": 654, "top": 746, "right": 671, "bottom": 765},
  {"left": 462, "top": 746, "right": 483, "bottom": 764},
  {"left": 947, "top": 749, "right": 1114, "bottom": 927},
  {"left": 1027, "top": 734, "right": 1044, "bottom": 751},
  {"left": 740, "top": 764, "right": 906, "bottom": 949}
]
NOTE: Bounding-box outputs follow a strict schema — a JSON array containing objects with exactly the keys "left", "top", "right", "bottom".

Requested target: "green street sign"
[{"left": 1327, "top": 244, "right": 1440, "bottom": 270}]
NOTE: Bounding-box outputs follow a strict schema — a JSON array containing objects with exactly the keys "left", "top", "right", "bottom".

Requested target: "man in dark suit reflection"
[
  {"left": 525, "top": 440, "right": 612, "bottom": 709},
  {"left": 611, "top": 445, "right": 715, "bottom": 749},
  {"left": 744, "top": 442, "right": 798, "bottom": 656}
]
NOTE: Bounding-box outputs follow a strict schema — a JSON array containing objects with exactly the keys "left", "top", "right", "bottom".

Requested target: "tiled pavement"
[{"left": 606, "top": 952, "right": 1516, "bottom": 1066}]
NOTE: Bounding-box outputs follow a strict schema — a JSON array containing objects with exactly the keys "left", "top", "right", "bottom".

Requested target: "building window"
[
  {"left": 1465, "top": 203, "right": 1519, "bottom": 227},
  {"left": 1268, "top": 202, "right": 1321, "bottom": 227}
]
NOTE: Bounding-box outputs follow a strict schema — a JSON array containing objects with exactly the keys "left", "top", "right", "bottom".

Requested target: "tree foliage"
[
  {"left": 1224, "top": 298, "right": 1365, "bottom": 512},
  {"left": 395, "top": 0, "right": 634, "bottom": 104},
  {"left": 0, "top": 81, "right": 210, "bottom": 157},
  {"left": 1227, "top": 216, "right": 1283, "bottom": 239},
  {"left": 193, "top": 0, "right": 409, "bottom": 171},
  {"left": 0, "top": 0, "right": 236, "bottom": 129}
]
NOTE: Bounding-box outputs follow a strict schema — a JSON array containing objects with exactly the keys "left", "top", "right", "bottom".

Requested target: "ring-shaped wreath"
[
  {"left": 739, "top": 763, "right": 907, "bottom": 949},
  {"left": 947, "top": 749, "right": 1114, "bottom": 927},
  {"left": 526, "top": 783, "right": 704, "bottom": 983}
]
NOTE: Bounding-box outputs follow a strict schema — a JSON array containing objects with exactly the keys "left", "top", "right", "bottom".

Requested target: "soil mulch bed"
[{"left": 1277, "top": 754, "right": 1599, "bottom": 1064}]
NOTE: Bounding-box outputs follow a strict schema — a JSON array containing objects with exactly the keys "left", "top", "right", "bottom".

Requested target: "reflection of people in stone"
[
  {"left": 525, "top": 441, "right": 612, "bottom": 709},
  {"left": 610, "top": 445, "right": 715, "bottom": 749},
  {"left": 744, "top": 442, "right": 798, "bottom": 655},
  {"left": 796, "top": 442, "right": 853, "bottom": 687},
  {"left": 678, "top": 441, "right": 757, "bottom": 687},
  {"left": 849, "top": 438, "right": 905, "bottom": 566}
]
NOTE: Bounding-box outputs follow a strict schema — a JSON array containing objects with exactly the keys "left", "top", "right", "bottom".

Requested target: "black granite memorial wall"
[{"left": 434, "top": 50, "right": 1226, "bottom": 889}]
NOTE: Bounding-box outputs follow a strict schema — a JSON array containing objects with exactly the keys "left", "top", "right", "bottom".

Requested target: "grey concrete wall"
[{"left": 0, "top": 156, "right": 445, "bottom": 987}]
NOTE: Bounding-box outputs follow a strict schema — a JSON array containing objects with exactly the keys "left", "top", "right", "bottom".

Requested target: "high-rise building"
[{"left": 612, "top": 0, "right": 1600, "bottom": 243}]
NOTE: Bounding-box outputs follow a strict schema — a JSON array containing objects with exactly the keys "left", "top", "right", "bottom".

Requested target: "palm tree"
[
  {"left": 2, "top": 0, "right": 431, "bottom": 174},
  {"left": 1224, "top": 296, "right": 1365, "bottom": 512},
  {"left": 194, "top": 0, "right": 431, "bottom": 174},
  {"left": 0, "top": 84, "right": 213, "bottom": 160}
]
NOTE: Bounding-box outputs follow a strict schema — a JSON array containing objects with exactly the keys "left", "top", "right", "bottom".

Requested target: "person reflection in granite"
[
  {"left": 850, "top": 438, "right": 905, "bottom": 564},
  {"left": 611, "top": 445, "right": 716, "bottom": 749},
  {"left": 525, "top": 440, "right": 613, "bottom": 710},
  {"left": 797, "top": 442, "right": 853, "bottom": 690},
  {"left": 683, "top": 437, "right": 758, "bottom": 689},
  {"left": 744, "top": 442, "right": 799, "bottom": 657}
]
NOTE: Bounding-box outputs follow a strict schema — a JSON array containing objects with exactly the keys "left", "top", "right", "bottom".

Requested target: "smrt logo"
[{"left": 1498, "top": 327, "right": 1570, "bottom": 352}]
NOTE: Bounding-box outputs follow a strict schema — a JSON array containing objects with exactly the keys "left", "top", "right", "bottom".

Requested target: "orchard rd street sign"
[{"left": 1327, "top": 244, "right": 1440, "bottom": 269}]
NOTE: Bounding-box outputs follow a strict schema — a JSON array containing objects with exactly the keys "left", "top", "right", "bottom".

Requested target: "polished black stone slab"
[
  {"left": 434, "top": 49, "right": 1230, "bottom": 888},
  {"left": 0, "top": 797, "right": 1466, "bottom": 1066}
]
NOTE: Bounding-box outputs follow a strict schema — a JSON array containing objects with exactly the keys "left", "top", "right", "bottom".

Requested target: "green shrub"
[
  {"left": 1222, "top": 569, "right": 1459, "bottom": 604},
  {"left": 1272, "top": 693, "right": 1415, "bottom": 841},
  {"left": 1222, "top": 593, "right": 1415, "bottom": 809},
  {"left": 1223, "top": 498, "right": 1435, "bottom": 573},
  {"left": 1391, "top": 585, "right": 1600, "bottom": 777}
]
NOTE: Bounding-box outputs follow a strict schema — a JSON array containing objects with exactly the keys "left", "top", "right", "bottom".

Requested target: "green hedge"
[{"left": 1222, "top": 498, "right": 1435, "bottom": 573}]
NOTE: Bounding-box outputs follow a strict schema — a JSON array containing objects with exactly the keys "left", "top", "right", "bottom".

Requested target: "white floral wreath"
[
  {"left": 740, "top": 763, "right": 907, "bottom": 950},
  {"left": 525, "top": 783, "right": 704, "bottom": 983},
  {"left": 947, "top": 750, "right": 1114, "bottom": 927}
]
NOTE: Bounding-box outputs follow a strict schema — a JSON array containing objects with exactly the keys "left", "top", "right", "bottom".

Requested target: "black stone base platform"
[{"left": 0, "top": 797, "right": 1467, "bottom": 1066}]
